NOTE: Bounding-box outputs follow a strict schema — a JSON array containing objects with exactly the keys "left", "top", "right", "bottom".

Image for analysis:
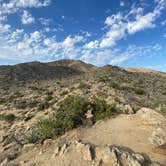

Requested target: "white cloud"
[
  {"left": 100, "top": 0, "right": 166, "bottom": 48},
  {"left": 0, "top": 0, "right": 50, "bottom": 25},
  {"left": 110, "top": 44, "right": 162, "bottom": 65},
  {"left": 127, "top": 13, "right": 156, "bottom": 34},
  {"left": 0, "top": 0, "right": 50, "bottom": 15},
  {"left": 161, "top": 19, "right": 166, "bottom": 25},
  {"left": 84, "top": 40, "right": 99, "bottom": 49},
  {"left": 0, "top": 23, "right": 11, "bottom": 33},
  {"left": 21, "top": 10, "right": 35, "bottom": 24},
  {"left": 0, "top": 15, "right": 7, "bottom": 21},
  {"left": 62, "top": 36, "right": 84, "bottom": 47}
]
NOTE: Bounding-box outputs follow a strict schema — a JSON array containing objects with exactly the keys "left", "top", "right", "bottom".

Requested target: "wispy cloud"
[
  {"left": 39, "top": 18, "right": 52, "bottom": 26},
  {"left": 100, "top": 0, "right": 166, "bottom": 48}
]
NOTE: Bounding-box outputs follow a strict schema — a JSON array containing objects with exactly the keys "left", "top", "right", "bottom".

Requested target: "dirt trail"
[{"left": 13, "top": 109, "right": 166, "bottom": 166}]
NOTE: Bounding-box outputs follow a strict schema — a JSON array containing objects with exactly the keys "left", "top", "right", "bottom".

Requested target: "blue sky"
[{"left": 0, "top": 0, "right": 166, "bottom": 71}]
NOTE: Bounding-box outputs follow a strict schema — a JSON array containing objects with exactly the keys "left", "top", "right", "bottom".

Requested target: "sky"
[{"left": 0, "top": 0, "right": 166, "bottom": 71}]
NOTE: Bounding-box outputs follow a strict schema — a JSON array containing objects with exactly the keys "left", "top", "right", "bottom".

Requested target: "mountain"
[
  {"left": 0, "top": 60, "right": 166, "bottom": 166},
  {"left": 0, "top": 60, "right": 86, "bottom": 86},
  {"left": 0, "top": 60, "right": 165, "bottom": 85}
]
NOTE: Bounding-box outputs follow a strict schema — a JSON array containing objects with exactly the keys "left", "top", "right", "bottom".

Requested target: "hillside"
[{"left": 0, "top": 60, "right": 166, "bottom": 166}]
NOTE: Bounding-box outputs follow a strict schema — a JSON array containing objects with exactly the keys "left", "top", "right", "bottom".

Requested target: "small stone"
[
  {"left": 123, "top": 104, "right": 134, "bottom": 114},
  {"left": 54, "top": 143, "right": 61, "bottom": 156},
  {"left": 0, "top": 158, "right": 8, "bottom": 166},
  {"left": 132, "top": 153, "right": 145, "bottom": 164},
  {"left": 23, "top": 143, "right": 35, "bottom": 152},
  {"left": 43, "top": 139, "right": 52, "bottom": 147},
  {"left": 0, "top": 135, "right": 5, "bottom": 143},
  {"left": 59, "top": 143, "right": 68, "bottom": 156}
]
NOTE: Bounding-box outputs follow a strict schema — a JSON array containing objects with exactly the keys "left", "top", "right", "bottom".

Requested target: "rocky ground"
[
  {"left": 0, "top": 108, "right": 165, "bottom": 166},
  {"left": 0, "top": 60, "right": 166, "bottom": 166}
]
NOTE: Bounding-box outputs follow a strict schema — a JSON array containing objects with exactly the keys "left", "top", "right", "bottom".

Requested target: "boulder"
[
  {"left": 76, "top": 141, "right": 94, "bottom": 161},
  {"left": 136, "top": 108, "right": 166, "bottom": 126},
  {"left": 149, "top": 127, "right": 166, "bottom": 148},
  {"left": 95, "top": 145, "right": 146, "bottom": 166}
]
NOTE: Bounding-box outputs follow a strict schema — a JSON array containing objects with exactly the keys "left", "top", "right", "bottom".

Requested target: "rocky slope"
[{"left": 0, "top": 60, "right": 166, "bottom": 166}]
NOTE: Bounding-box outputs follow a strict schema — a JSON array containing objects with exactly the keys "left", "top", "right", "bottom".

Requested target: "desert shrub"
[
  {"left": 0, "top": 98, "right": 6, "bottom": 104},
  {"left": 78, "top": 82, "right": 91, "bottom": 89},
  {"left": 56, "top": 96, "right": 89, "bottom": 127},
  {"left": 120, "top": 86, "right": 146, "bottom": 95},
  {"left": 133, "top": 88, "right": 146, "bottom": 95},
  {"left": 60, "top": 90, "right": 68, "bottom": 96},
  {"left": 35, "top": 116, "right": 57, "bottom": 140},
  {"left": 0, "top": 113, "right": 16, "bottom": 122},
  {"left": 160, "top": 107, "right": 166, "bottom": 116},
  {"left": 26, "top": 95, "right": 120, "bottom": 143},
  {"left": 24, "top": 130, "right": 40, "bottom": 144},
  {"left": 98, "top": 76, "right": 109, "bottom": 83},
  {"left": 91, "top": 97, "right": 120, "bottom": 121},
  {"left": 109, "top": 82, "right": 120, "bottom": 89},
  {"left": 97, "top": 92, "right": 108, "bottom": 99},
  {"left": 37, "top": 101, "right": 49, "bottom": 111},
  {"left": 162, "top": 91, "right": 166, "bottom": 95},
  {"left": 45, "top": 95, "right": 53, "bottom": 102},
  {"left": 12, "top": 99, "right": 38, "bottom": 109}
]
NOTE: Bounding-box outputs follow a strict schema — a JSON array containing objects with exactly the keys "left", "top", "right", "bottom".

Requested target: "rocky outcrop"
[
  {"left": 52, "top": 140, "right": 150, "bottom": 166},
  {"left": 136, "top": 108, "right": 166, "bottom": 126},
  {"left": 95, "top": 145, "right": 148, "bottom": 166},
  {"left": 149, "top": 127, "right": 166, "bottom": 148},
  {"left": 136, "top": 108, "right": 166, "bottom": 149}
]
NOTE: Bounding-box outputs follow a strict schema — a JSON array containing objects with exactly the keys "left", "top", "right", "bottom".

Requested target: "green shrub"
[
  {"left": 120, "top": 86, "right": 146, "bottom": 95},
  {"left": 99, "top": 76, "right": 109, "bottom": 83},
  {"left": 97, "top": 92, "right": 108, "bottom": 99},
  {"left": 26, "top": 95, "right": 120, "bottom": 143},
  {"left": 37, "top": 101, "right": 49, "bottom": 111},
  {"left": 35, "top": 116, "right": 57, "bottom": 140},
  {"left": 60, "top": 90, "right": 68, "bottom": 96},
  {"left": 109, "top": 82, "right": 120, "bottom": 90},
  {"left": 45, "top": 95, "right": 53, "bottom": 102},
  {"left": 78, "top": 82, "right": 91, "bottom": 89},
  {"left": 0, "top": 98, "right": 6, "bottom": 104},
  {"left": 0, "top": 113, "right": 16, "bottom": 122},
  {"left": 91, "top": 97, "right": 120, "bottom": 121},
  {"left": 133, "top": 88, "right": 146, "bottom": 95}
]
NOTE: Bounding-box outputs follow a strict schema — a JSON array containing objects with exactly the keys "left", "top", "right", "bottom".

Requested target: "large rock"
[
  {"left": 136, "top": 108, "right": 166, "bottom": 126},
  {"left": 149, "top": 127, "right": 166, "bottom": 148},
  {"left": 76, "top": 141, "right": 94, "bottom": 161},
  {"left": 95, "top": 145, "right": 146, "bottom": 166},
  {"left": 136, "top": 108, "right": 166, "bottom": 149}
]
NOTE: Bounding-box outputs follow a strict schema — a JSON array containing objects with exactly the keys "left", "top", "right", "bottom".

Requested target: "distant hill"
[
  {"left": 0, "top": 60, "right": 89, "bottom": 86},
  {"left": 1, "top": 60, "right": 165, "bottom": 86}
]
